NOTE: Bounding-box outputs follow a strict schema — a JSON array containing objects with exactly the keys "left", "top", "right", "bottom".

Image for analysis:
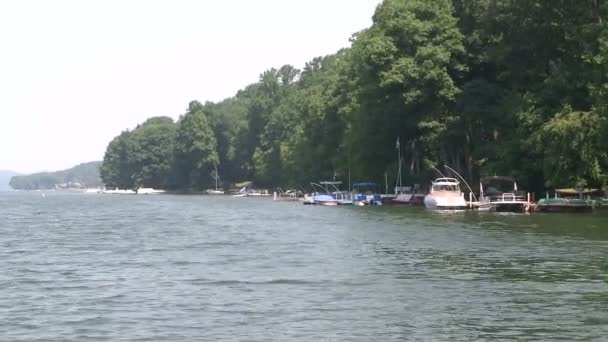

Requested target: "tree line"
[
  {"left": 11, "top": 162, "right": 102, "bottom": 190},
  {"left": 101, "top": 0, "right": 608, "bottom": 194}
]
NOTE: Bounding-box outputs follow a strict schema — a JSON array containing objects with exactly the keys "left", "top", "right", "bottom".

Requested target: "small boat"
[
  {"left": 388, "top": 137, "right": 426, "bottom": 205},
  {"left": 423, "top": 178, "right": 468, "bottom": 210},
  {"left": 301, "top": 194, "right": 316, "bottom": 205},
  {"left": 392, "top": 186, "right": 425, "bottom": 205},
  {"left": 352, "top": 182, "right": 382, "bottom": 206},
  {"left": 333, "top": 191, "right": 353, "bottom": 205},
  {"left": 477, "top": 176, "right": 530, "bottom": 213},
  {"left": 313, "top": 194, "right": 339, "bottom": 206},
  {"left": 274, "top": 189, "right": 302, "bottom": 201},
  {"left": 136, "top": 188, "right": 165, "bottom": 195},
  {"left": 536, "top": 188, "right": 597, "bottom": 213},
  {"left": 247, "top": 190, "right": 271, "bottom": 197},
  {"left": 103, "top": 188, "right": 136, "bottom": 195},
  {"left": 308, "top": 181, "right": 344, "bottom": 206},
  {"left": 83, "top": 188, "right": 101, "bottom": 194},
  {"left": 206, "top": 162, "right": 224, "bottom": 195}
]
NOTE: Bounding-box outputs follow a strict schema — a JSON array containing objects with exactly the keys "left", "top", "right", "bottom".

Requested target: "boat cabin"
[{"left": 430, "top": 178, "right": 461, "bottom": 192}]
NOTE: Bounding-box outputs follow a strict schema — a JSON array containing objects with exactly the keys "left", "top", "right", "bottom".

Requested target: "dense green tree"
[
  {"left": 127, "top": 117, "right": 177, "bottom": 189},
  {"left": 101, "top": 130, "right": 134, "bottom": 189},
  {"left": 13, "top": 162, "right": 102, "bottom": 190},
  {"left": 174, "top": 101, "right": 219, "bottom": 190},
  {"left": 100, "top": 0, "right": 608, "bottom": 194}
]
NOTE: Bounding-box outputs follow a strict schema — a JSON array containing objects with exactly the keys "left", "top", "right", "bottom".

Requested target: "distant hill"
[
  {"left": 9, "top": 162, "right": 102, "bottom": 190},
  {"left": 0, "top": 170, "right": 21, "bottom": 191}
]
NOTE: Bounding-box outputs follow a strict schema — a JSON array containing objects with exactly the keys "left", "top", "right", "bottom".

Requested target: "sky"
[{"left": 0, "top": 0, "right": 381, "bottom": 174}]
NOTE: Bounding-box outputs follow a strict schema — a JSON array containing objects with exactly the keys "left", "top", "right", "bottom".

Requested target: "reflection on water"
[{"left": 0, "top": 192, "right": 607, "bottom": 341}]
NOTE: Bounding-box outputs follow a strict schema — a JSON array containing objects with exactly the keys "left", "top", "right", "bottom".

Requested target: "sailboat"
[
  {"left": 206, "top": 162, "right": 224, "bottom": 195},
  {"left": 392, "top": 137, "right": 422, "bottom": 204}
]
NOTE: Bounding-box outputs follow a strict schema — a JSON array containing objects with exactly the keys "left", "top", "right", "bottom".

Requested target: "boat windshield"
[{"left": 432, "top": 184, "right": 460, "bottom": 192}]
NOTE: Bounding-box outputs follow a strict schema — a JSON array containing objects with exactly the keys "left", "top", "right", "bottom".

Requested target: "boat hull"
[
  {"left": 478, "top": 201, "right": 528, "bottom": 213},
  {"left": 536, "top": 198, "right": 594, "bottom": 213},
  {"left": 317, "top": 201, "right": 338, "bottom": 206},
  {"left": 424, "top": 195, "right": 468, "bottom": 210}
]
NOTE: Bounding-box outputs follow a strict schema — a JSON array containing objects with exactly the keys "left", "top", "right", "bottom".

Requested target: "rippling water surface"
[{"left": 1, "top": 191, "right": 607, "bottom": 341}]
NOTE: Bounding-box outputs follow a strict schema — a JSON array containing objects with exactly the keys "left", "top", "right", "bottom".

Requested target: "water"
[{"left": 1, "top": 191, "right": 607, "bottom": 341}]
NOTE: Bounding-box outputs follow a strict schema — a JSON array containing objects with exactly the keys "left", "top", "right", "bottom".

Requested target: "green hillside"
[{"left": 9, "top": 162, "right": 102, "bottom": 190}]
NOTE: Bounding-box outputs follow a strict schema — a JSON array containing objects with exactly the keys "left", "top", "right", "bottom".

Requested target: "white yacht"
[
  {"left": 83, "top": 188, "right": 102, "bottom": 194},
  {"left": 423, "top": 178, "right": 468, "bottom": 210},
  {"left": 103, "top": 189, "right": 136, "bottom": 195},
  {"left": 136, "top": 188, "right": 165, "bottom": 195}
]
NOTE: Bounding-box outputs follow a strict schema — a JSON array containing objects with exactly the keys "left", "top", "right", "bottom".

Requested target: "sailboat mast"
[
  {"left": 395, "top": 137, "right": 402, "bottom": 193},
  {"left": 214, "top": 162, "right": 219, "bottom": 191}
]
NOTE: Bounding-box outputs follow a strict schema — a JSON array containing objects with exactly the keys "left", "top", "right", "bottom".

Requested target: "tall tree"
[{"left": 174, "top": 101, "right": 219, "bottom": 190}]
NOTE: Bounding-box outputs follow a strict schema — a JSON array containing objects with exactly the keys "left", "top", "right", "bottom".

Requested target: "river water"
[{"left": 1, "top": 191, "right": 607, "bottom": 341}]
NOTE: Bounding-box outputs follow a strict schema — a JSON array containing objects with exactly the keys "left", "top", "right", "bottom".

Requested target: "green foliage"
[
  {"left": 100, "top": 131, "right": 133, "bottom": 189},
  {"left": 100, "top": 0, "right": 608, "bottom": 193},
  {"left": 101, "top": 117, "right": 177, "bottom": 189},
  {"left": 534, "top": 106, "right": 608, "bottom": 188},
  {"left": 174, "top": 104, "right": 218, "bottom": 190},
  {"left": 128, "top": 117, "right": 177, "bottom": 189},
  {"left": 11, "top": 162, "right": 103, "bottom": 190}
]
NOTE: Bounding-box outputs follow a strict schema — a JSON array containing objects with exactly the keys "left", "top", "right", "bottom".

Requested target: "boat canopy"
[
  {"left": 556, "top": 188, "right": 599, "bottom": 195},
  {"left": 235, "top": 181, "right": 253, "bottom": 188},
  {"left": 353, "top": 182, "right": 377, "bottom": 187},
  {"left": 319, "top": 181, "right": 342, "bottom": 185},
  {"left": 433, "top": 178, "right": 459, "bottom": 184}
]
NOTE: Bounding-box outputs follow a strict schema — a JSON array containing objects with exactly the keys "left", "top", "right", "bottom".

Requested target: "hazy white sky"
[{"left": 0, "top": 0, "right": 380, "bottom": 173}]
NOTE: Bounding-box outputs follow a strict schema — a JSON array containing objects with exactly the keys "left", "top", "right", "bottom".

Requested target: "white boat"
[
  {"left": 309, "top": 181, "right": 345, "bottom": 206},
  {"left": 313, "top": 194, "right": 339, "bottom": 206},
  {"left": 83, "top": 188, "right": 101, "bottom": 194},
  {"left": 136, "top": 188, "right": 165, "bottom": 195},
  {"left": 423, "top": 178, "right": 468, "bottom": 210},
  {"left": 334, "top": 191, "right": 354, "bottom": 205},
  {"left": 246, "top": 191, "right": 271, "bottom": 197},
  {"left": 103, "top": 189, "right": 136, "bottom": 195},
  {"left": 391, "top": 138, "right": 425, "bottom": 205},
  {"left": 352, "top": 182, "right": 381, "bottom": 206},
  {"left": 206, "top": 162, "right": 224, "bottom": 195},
  {"left": 477, "top": 176, "right": 530, "bottom": 213},
  {"left": 301, "top": 194, "right": 316, "bottom": 205}
]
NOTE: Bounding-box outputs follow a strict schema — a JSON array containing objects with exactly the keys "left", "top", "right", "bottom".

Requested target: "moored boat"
[
  {"left": 301, "top": 194, "right": 316, "bottom": 205},
  {"left": 423, "top": 178, "right": 468, "bottom": 210},
  {"left": 307, "top": 181, "right": 345, "bottom": 206},
  {"left": 102, "top": 188, "right": 136, "bottom": 195},
  {"left": 390, "top": 137, "right": 424, "bottom": 205},
  {"left": 392, "top": 186, "right": 425, "bottom": 205},
  {"left": 313, "top": 194, "right": 339, "bottom": 206},
  {"left": 352, "top": 182, "right": 382, "bottom": 206},
  {"left": 205, "top": 162, "right": 224, "bottom": 195},
  {"left": 477, "top": 176, "right": 531, "bottom": 213},
  {"left": 83, "top": 188, "right": 102, "bottom": 194},
  {"left": 536, "top": 188, "right": 597, "bottom": 213},
  {"left": 136, "top": 188, "right": 165, "bottom": 195}
]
